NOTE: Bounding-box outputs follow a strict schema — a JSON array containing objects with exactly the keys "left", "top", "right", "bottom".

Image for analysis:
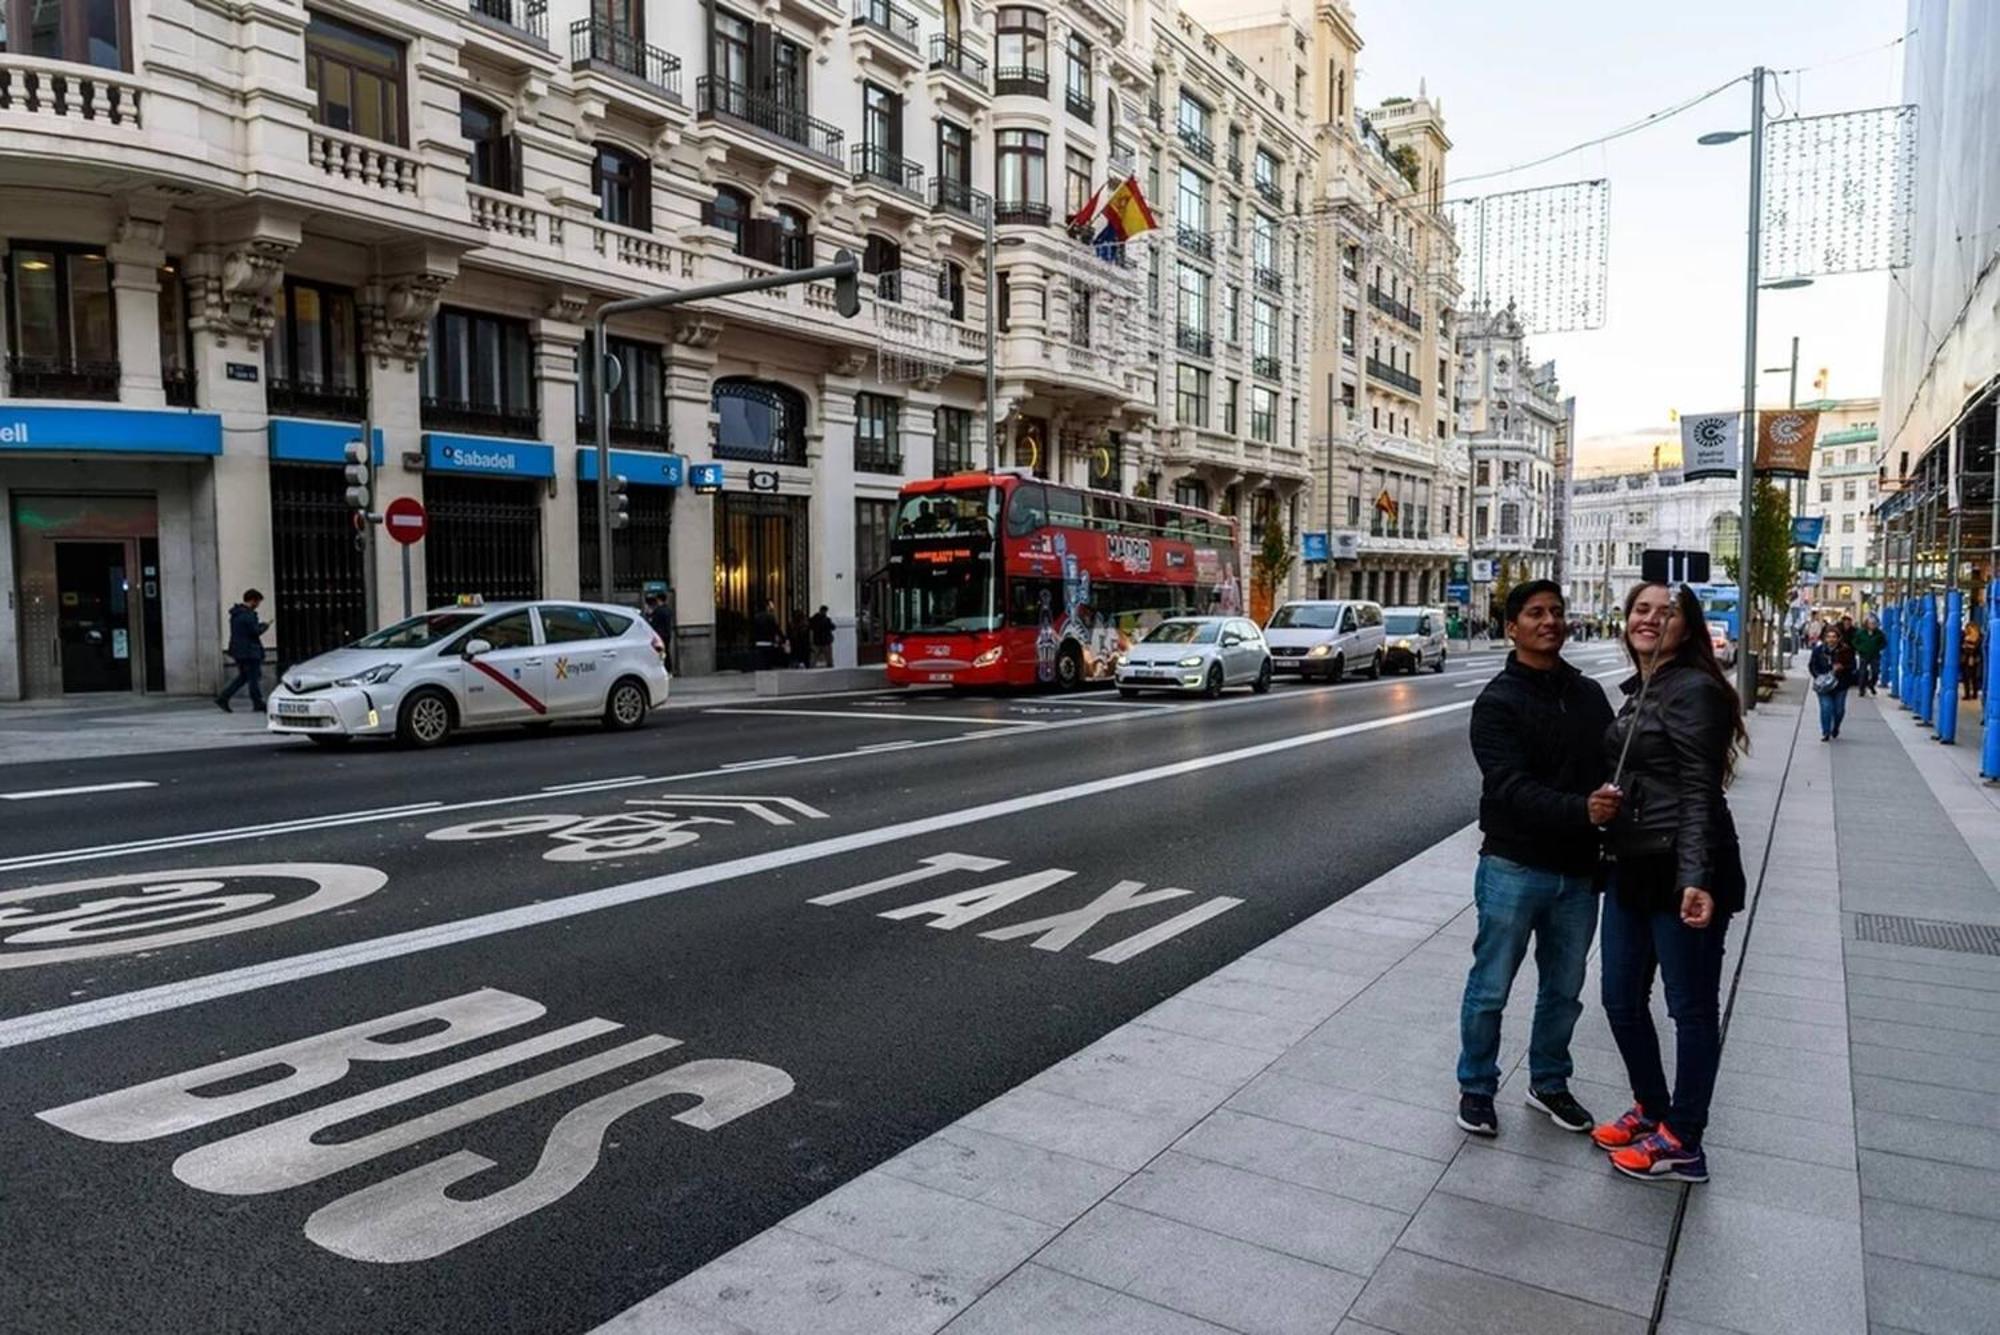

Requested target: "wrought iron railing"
[
  {"left": 1176, "top": 226, "right": 1213, "bottom": 260},
  {"left": 162, "top": 366, "right": 197, "bottom": 408},
  {"left": 1253, "top": 265, "right": 1283, "bottom": 295},
  {"left": 1368, "top": 285, "right": 1423, "bottom": 331},
  {"left": 420, "top": 397, "right": 541, "bottom": 439},
  {"left": 852, "top": 143, "right": 923, "bottom": 196},
  {"left": 575, "top": 415, "right": 671, "bottom": 450},
  {"left": 1254, "top": 177, "right": 1283, "bottom": 208},
  {"left": 1066, "top": 88, "right": 1094, "bottom": 121},
  {"left": 697, "top": 77, "right": 842, "bottom": 161},
  {"left": 851, "top": 0, "right": 918, "bottom": 50},
  {"left": 994, "top": 198, "right": 1050, "bottom": 226},
  {"left": 1176, "top": 326, "right": 1213, "bottom": 358},
  {"left": 1226, "top": 156, "right": 1243, "bottom": 182},
  {"left": 5, "top": 354, "right": 119, "bottom": 400},
  {"left": 994, "top": 64, "right": 1048, "bottom": 98},
  {"left": 929, "top": 37, "right": 987, "bottom": 88},
  {"left": 855, "top": 442, "right": 903, "bottom": 474},
  {"left": 268, "top": 377, "right": 366, "bottom": 421},
  {"left": 1366, "top": 356, "right": 1422, "bottom": 396},
  {"left": 1177, "top": 124, "right": 1214, "bottom": 162},
  {"left": 931, "top": 177, "right": 991, "bottom": 222},
  {"left": 470, "top": 0, "right": 547, "bottom": 41},
  {"left": 1252, "top": 354, "right": 1283, "bottom": 381},
  {"left": 570, "top": 20, "right": 681, "bottom": 98}
]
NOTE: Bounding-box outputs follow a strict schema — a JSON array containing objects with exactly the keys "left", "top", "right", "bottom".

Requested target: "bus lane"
[{"left": 0, "top": 693, "right": 1481, "bottom": 1335}]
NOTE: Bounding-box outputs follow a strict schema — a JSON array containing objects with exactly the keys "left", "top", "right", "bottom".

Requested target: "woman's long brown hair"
[{"left": 1621, "top": 582, "right": 1750, "bottom": 781}]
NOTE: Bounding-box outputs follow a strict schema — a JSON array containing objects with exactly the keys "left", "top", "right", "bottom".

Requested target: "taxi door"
[
  {"left": 537, "top": 605, "right": 618, "bottom": 717},
  {"left": 459, "top": 608, "right": 549, "bottom": 723}
]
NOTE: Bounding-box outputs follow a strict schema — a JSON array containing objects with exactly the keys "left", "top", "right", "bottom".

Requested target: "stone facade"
[{"left": 1457, "top": 302, "right": 1563, "bottom": 615}]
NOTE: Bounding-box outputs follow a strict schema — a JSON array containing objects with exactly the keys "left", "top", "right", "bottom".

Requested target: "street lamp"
[{"left": 1698, "top": 66, "right": 1767, "bottom": 709}]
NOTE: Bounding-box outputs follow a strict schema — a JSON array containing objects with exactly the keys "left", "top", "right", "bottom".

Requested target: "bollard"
[
  {"left": 1919, "top": 595, "right": 1939, "bottom": 727},
  {"left": 1984, "top": 578, "right": 2000, "bottom": 779},
  {"left": 1938, "top": 590, "right": 1962, "bottom": 744},
  {"left": 1884, "top": 604, "right": 1901, "bottom": 701}
]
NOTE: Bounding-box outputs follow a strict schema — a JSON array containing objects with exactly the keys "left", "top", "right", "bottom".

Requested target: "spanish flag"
[{"left": 1100, "top": 175, "right": 1159, "bottom": 241}]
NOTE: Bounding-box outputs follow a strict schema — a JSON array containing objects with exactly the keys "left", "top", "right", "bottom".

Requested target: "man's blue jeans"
[{"left": 1457, "top": 855, "right": 1599, "bottom": 1097}]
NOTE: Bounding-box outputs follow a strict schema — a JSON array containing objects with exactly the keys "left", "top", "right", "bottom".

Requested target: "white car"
[
  {"left": 1264, "top": 599, "right": 1387, "bottom": 682},
  {"left": 1116, "top": 616, "right": 1273, "bottom": 698},
  {"left": 1382, "top": 605, "right": 1449, "bottom": 674},
  {"left": 266, "top": 601, "right": 670, "bottom": 748}
]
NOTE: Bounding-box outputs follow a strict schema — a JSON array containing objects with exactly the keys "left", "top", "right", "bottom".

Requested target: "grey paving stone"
[
  {"left": 1720, "top": 987, "right": 1850, "bottom": 1029},
  {"left": 1436, "top": 1139, "right": 1678, "bottom": 1245},
  {"left": 1852, "top": 1074, "right": 2000, "bottom": 1129},
  {"left": 1708, "top": 1067, "right": 1856, "bottom": 1123},
  {"left": 1096, "top": 1020, "right": 1285, "bottom": 1087},
  {"left": 1702, "top": 1101, "right": 1858, "bottom": 1170},
  {"left": 1659, "top": 1194, "right": 1865, "bottom": 1335},
  {"left": 1331, "top": 1322, "right": 1398, "bottom": 1335},
  {"left": 1846, "top": 973, "right": 2000, "bottom": 1013},
  {"left": 1847, "top": 992, "right": 2000, "bottom": 1035},
  {"left": 1699, "top": 1143, "right": 1860, "bottom": 1221},
  {"left": 1250, "top": 934, "right": 1408, "bottom": 977},
  {"left": 1137, "top": 995, "right": 1326, "bottom": 1055},
  {"left": 1734, "top": 969, "right": 1847, "bottom": 1004},
  {"left": 1851, "top": 1042, "right": 2000, "bottom": 1095},
  {"left": 956, "top": 1085, "right": 1192, "bottom": 1172},
  {"left": 877, "top": 1125, "right": 1127, "bottom": 1228},
  {"left": 1716, "top": 1035, "right": 1852, "bottom": 1092},
  {"left": 663, "top": 1226, "right": 970, "bottom": 1335},
  {"left": 1038, "top": 1201, "right": 1363, "bottom": 1335},
  {"left": 1027, "top": 1054, "right": 1239, "bottom": 1125},
  {"left": 1110, "top": 1150, "right": 1408, "bottom": 1277},
  {"left": 1216, "top": 954, "right": 1381, "bottom": 1003},
  {"left": 1396, "top": 1189, "right": 1663, "bottom": 1315},
  {"left": 1227, "top": 1071, "right": 1466, "bottom": 1162},
  {"left": 1859, "top": 1149, "right": 2000, "bottom": 1223},
  {"left": 1173, "top": 1107, "right": 1445, "bottom": 1214},
  {"left": 1865, "top": 1255, "right": 2000, "bottom": 1335},
  {"left": 1847, "top": 940, "right": 2000, "bottom": 975},
  {"left": 1851, "top": 1016, "right": 2000, "bottom": 1062},
  {"left": 1845, "top": 954, "right": 2000, "bottom": 994},
  {"left": 782, "top": 1172, "right": 1057, "bottom": 1293},
  {"left": 942, "top": 1263, "right": 1235, "bottom": 1335},
  {"left": 1347, "top": 1247, "right": 1647, "bottom": 1335},
  {"left": 1176, "top": 974, "right": 1350, "bottom": 1028},
  {"left": 1856, "top": 1106, "right": 2000, "bottom": 1169},
  {"left": 1272, "top": 1041, "right": 1464, "bottom": 1111},
  {"left": 1721, "top": 1014, "right": 1851, "bottom": 1055},
  {"left": 594, "top": 1295, "right": 760, "bottom": 1334},
  {"left": 1862, "top": 1198, "right": 2000, "bottom": 1280}
]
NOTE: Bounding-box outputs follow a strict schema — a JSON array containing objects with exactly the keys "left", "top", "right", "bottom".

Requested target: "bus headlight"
[
  {"left": 887, "top": 651, "right": 906, "bottom": 668},
  {"left": 972, "top": 646, "right": 1004, "bottom": 668}
]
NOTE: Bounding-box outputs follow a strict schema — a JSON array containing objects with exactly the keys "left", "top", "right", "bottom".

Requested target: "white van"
[
  {"left": 1382, "top": 606, "right": 1450, "bottom": 674},
  {"left": 1263, "top": 600, "right": 1387, "bottom": 682}
]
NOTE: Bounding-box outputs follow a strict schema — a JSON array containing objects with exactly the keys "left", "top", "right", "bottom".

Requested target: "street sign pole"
[
  {"left": 401, "top": 545, "right": 412, "bottom": 621},
  {"left": 1737, "top": 66, "right": 1766, "bottom": 709}
]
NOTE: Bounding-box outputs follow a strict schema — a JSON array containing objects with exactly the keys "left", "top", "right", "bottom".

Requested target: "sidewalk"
[{"left": 601, "top": 677, "right": 2000, "bottom": 1335}]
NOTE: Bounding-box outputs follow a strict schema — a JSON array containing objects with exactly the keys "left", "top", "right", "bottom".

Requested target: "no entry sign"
[{"left": 383, "top": 496, "right": 428, "bottom": 546}]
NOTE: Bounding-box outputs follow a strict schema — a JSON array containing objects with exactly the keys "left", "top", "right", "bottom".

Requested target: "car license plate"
[
  {"left": 928, "top": 672, "right": 952, "bottom": 682},
  {"left": 277, "top": 701, "right": 316, "bottom": 718}
]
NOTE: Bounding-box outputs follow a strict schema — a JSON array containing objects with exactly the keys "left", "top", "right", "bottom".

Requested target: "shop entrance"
[
  {"left": 713, "top": 493, "right": 809, "bottom": 672},
  {"left": 55, "top": 542, "right": 134, "bottom": 693},
  {"left": 12, "top": 494, "right": 166, "bottom": 698}
]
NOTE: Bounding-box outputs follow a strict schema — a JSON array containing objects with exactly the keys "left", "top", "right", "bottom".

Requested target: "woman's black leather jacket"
[{"left": 1603, "top": 659, "right": 1747, "bottom": 913}]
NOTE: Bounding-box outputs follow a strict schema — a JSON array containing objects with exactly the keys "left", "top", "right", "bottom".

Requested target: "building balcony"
[
  {"left": 1177, "top": 124, "right": 1214, "bottom": 163},
  {"left": 1146, "top": 95, "right": 1163, "bottom": 128},
  {"left": 994, "top": 198, "right": 1050, "bottom": 226},
  {"left": 419, "top": 398, "right": 540, "bottom": 440},
  {"left": 575, "top": 415, "right": 671, "bottom": 450},
  {"left": 569, "top": 20, "right": 682, "bottom": 103},
  {"left": 696, "top": 77, "right": 842, "bottom": 164},
  {"left": 1176, "top": 326, "right": 1213, "bottom": 358},
  {"left": 1366, "top": 356, "right": 1422, "bottom": 398},
  {"left": 1066, "top": 88, "right": 1095, "bottom": 122},
  {"left": 994, "top": 65, "right": 1048, "bottom": 98},
  {"left": 468, "top": 0, "right": 548, "bottom": 46},
  {"left": 1253, "top": 266, "right": 1283, "bottom": 296},
  {"left": 928, "top": 37, "right": 988, "bottom": 96},
  {"left": 1176, "top": 226, "right": 1213, "bottom": 261},
  {"left": 1252, "top": 355, "right": 1281, "bottom": 382},
  {"left": 1226, "top": 155, "right": 1243, "bottom": 183},
  {"left": 1367, "top": 285, "right": 1422, "bottom": 332},
  {"left": 267, "top": 377, "right": 365, "bottom": 421},
  {"left": 162, "top": 366, "right": 197, "bottom": 408},
  {"left": 852, "top": 143, "right": 923, "bottom": 201},
  {"left": 1254, "top": 178, "right": 1283, "bottom": 209},
  {"left": 931, "top": 177, "right": 991, "bottom": 225},
  {"left": 5, "top": 354, "right": 120, "bottom": 400},
  {"left": 855, "top": 444, "right": 904, "bottom": 474},
  {"left": 0, "top": 57, "right": 143, "bottom": 129},
  {"left": 307, "top": 126, "right": 421, "bottom": 199},
  {"left": 851, "top": 0, "right": 919, "bottom": 52}
]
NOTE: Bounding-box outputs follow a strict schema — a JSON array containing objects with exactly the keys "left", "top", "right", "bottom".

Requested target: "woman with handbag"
[
  {"left": 1808, "top": 624, "right": 1858, "bottom": 741},
  {"left": 1591, "top": 582, "right": 1749, "bottom": 1184}
]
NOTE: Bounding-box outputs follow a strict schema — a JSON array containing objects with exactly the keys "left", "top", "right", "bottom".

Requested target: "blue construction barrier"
[
  {"left": 1884, "top": 603, "right": 1901, "bottom": 701},
  {"left": 1920, "top": 595, "right": 1940, "bottom": 726},
  {"left": 1984, "top": 578, "right": 2000, "bottom": 779},
  {"left": 1939, "top": 590, "right": 1962, "bottom": 744}
]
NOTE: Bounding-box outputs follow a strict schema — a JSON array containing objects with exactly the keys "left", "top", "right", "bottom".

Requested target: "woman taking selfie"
[{"left": 1591, "top": 583, "right": 1748, "bottom": 1184}]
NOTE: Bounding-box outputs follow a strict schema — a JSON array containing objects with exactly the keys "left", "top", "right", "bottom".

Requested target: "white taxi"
[{"left": 266, "top": 601, "right": 670, "bottom": 748}]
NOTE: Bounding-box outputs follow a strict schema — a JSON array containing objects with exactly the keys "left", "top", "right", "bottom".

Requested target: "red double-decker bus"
[{"left": 886, "top": 470, "right": 1242, "bottom": 689}]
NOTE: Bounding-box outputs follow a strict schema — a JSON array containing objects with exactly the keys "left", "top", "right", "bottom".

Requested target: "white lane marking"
[
  {"left": 0, "top": 781, "right": 158, "bottom": 801},
  {"left": 0, "top": 696, "right": 1482, "bottom": 1051},
  {"left": 1087, "top": 895, "right": 1246, "bottom": 964},
  {"left": 540, "top": 775, "right": 650, "bottom": 794},
  {"left": 1035, "top": 696, "right": 1168, "bottom": 709},
  {"left": 0, "top": 804, "right": 446, "bottom": 875},
  {"left": 704, "top": 707, "right": 1041, "bottom": 728},
  {"left": 854, "top": 740, "right": 921, "bottom": 753},
  {"left": 1455, "top": 678, "right": 1486, "bottom": 689},
  {"left": 718, "top": 756, "right": 802, "bottom": 770}
]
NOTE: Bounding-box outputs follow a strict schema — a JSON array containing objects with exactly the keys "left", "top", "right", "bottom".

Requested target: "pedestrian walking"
[
  {"left": 645, "top": 591, "right": 676, "bottom": 674},
  {"left": 809, "top": 605, "right": 835, "bottom": 668},
  {"left": 214, "top": 589, "right": 270, "bottom": 713},
  {"left": 1455, "top": 580, "right": 1621, "bottom": 1139},
  {"left": 1808, "top": 624, "right": 1858, "bottom": 741},
  {"left": 1850, "top": 614, "right": 1885, "bottom": 696},
  {"left": 1592, "top": 582, "right": 1749, "bottom": 1185},
  {"left": 788, "top": 609, "right": 812, "bottom": 668},
  {"left": 1961, "top": 616, "right": 1982, "bottom": 701},
  {"left": 752, "top": 600, "right": 785, "bottom": 671}
]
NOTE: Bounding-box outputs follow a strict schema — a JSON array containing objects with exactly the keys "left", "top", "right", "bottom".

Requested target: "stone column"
[
  {"left": 110, "top": 214, "right": 168, "bottom": 407},
  {"left": 536, "top": 292, "right": 586, "bottom": 600},
  {"left": 665, "top": 313, "right": 721, "bottom": 674},
  {"left": 360, "top": 258, "right": 453, "bottom": 622},
  {"left": 816, "top": 360, "right": 862, "bottom": 667}
]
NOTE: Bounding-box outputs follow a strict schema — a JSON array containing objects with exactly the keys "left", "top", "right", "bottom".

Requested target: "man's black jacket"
[{"left": 1470, "top": 653, "right": 1614, "bottom": 876}]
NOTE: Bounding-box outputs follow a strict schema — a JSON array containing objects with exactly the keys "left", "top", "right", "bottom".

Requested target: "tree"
[
  {"left": 1387, "top": 144, "right": 1422, "bottom": 191},
  {"left": 1489, "top": 557, "right": 1524, "bottom": 625},
  {"left": 1250, "top": 521, "right": 1296, "bottom": 624},
  {"left": 1719, "top": 479, "right": 1795, "bottom": 668}
]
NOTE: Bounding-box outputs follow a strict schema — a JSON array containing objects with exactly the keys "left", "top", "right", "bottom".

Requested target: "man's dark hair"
[
  {"left": 242, "top": 588, "right": 264, "bottom": 603},
  {"left": 1502, "top": 580, "right": 1563, "bottom": 625}
]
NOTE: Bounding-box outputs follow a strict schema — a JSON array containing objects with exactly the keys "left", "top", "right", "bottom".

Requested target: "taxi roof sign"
[{"left": 455, "top": 594, "right": 486, "bottom": 607}]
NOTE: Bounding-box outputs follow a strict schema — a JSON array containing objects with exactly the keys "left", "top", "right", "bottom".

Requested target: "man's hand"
[
  {"left": 1681, "top": 887, "right": 1715, "bottom": 928},
  {"left": 1587, "top": 784, "right": 1622, "bottom": 827}
]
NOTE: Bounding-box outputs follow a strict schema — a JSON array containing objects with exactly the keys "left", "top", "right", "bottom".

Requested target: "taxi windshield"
[{"left": 351, "top": 612, "right": 485, "bottom": 649}]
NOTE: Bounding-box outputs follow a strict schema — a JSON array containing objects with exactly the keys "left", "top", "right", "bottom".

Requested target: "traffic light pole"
[{"left": 591, "top": 251, "right": 862, "bottom": 602}]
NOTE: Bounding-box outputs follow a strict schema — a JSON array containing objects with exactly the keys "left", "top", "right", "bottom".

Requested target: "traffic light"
[
  {"left": 343, "top": 439, "right": 371, "bottom": 513},
  {"left": 609, "top": 473, "right": 630, "bottom": 530},
  {"left": 832, "top": 247, "right": 860, "bottom": 319}
]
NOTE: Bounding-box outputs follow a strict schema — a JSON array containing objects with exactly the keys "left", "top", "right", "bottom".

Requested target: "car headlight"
[
  {"left": 334, "top": 663, "right": 401, "bottom": 687},
  {"left": 1394, "top": 638, "right": 1412, "bottom": 649},
  {"left": 887, "top": 651, "right": 906, "bottom": 668},
  {"left": 972, "top": 646, "right": 1004, "bottom": 667},
  {"left": 1306, "top": 644, "right": 1332, "bottom": 657},
  {"left": 1178, "top": 654, "right": 1205, "bottom": 668}
]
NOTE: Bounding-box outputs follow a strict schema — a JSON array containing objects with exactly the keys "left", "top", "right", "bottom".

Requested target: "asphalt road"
[{"left": 0, "top": 645, "right": 1629, "bottom": 1334}]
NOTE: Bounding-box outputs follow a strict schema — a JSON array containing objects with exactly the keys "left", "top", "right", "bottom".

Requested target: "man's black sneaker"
[
  {"left": 1526, "top": 1087, "right": 1595, "bottom": 1133},
  {"left": 1456, "top": 1093, "right": 1499, "bottom": 1137}
]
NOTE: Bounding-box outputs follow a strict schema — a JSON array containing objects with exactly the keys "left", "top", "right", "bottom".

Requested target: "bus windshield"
[
  {"left": 893, "top": 556, "right": 1000, "bottom": 634},
  {"left": 1143, "top": 620, "right": 1221, "bottom": 645},
  {"left": 1267, "top": 603, "right": 1342, "bottom": 629},
  {"left": 896, "top": 488, "right": 997, "bottom": 540}
]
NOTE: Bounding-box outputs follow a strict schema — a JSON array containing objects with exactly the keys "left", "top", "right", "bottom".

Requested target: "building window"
[
  {"left": 938, "top": 119, "right": 972, "bottom": 189},
  {"left": 1253, "top": 148, "right": 1279, "bottom": 200},
  {"left": 1222, "top": 284, "right": 1240, "bottom": 345},
  {"left": 855, "top": 392, "right": 902, "bottom": 472},
  {"left": 5, "top": 243, "right": 116, "bottom": 398},
  {"left": 1174, "top": 478, "right": 1209, "bottom": 510},
  {"left": 1176, "top": 164, "right": 1207, "bottom": 237},
  {"left": 422, "top": 308, "right": 537, "bottom": 437},
  {"left": 1252, "top": 212, "right": 1278, "bottom": 277},
  {"left": 994, "top": 6, "right": 1046, "bottom": 90},
  {"left": 1340, "top": 307, "right": 1355, "bottom": 354},
  {"left": 1177, "top": 265, "right": 1210, "bottom": 341},
  {"left": 1222, "top": 378, "right": 1239, "bottom": 434},
  {"left": 997, "top": 128, "right": 1048, "bottom": 218},
  {"left": 1069, "top": 280, "right": 1091, "bottom": 348},
  {"left": 1066, "top": 148, "right": 1095, "bottom": 220},
  {"left": 158, "top": 261, "right": 193, "bottom": 405},
  {"left": 865, "top": 234, "right": 902, "bottom": 303},
  {"left": 305, "top": 11, "right": 405, "bottom": 145},
  {"left": 774, "top": 206, "right": 814, "bottom": 270},
  {"left": 1499, "top": 502, "right": 1521, "bottom": 537},
  {"left": 1842, "top": 479, "right": 1857, "bottom": 501},
  {"left": 705, "top": 185, "right": 750, "bottom": 248},
  {"left": 577, "top": 334, "right": 666, "bottom": 447},
  {"left": 1176, "top": 364, "right": 1209, "bottom": 427},
  {"left": 861, "top": 82, "right": 903, "bottom": 172},
  {"left": 1064, "top": 32, "right": 1093, "bottom": 118},
  {"left": 462, "top": 94, "right": 519, "bottom": 193},
  {"left": 1252, "top": 299, "right": 1278, "bottom": 369},
  {"left": 1841, "top": 514, "right": 1856, "bottom": 533},
  {"left": 265, "top": 278, "right": 363, "bottom": 418},
  {"left": 713, "top": 377, "right": 807, "bottom": 464},
  {"left": 593, "top": 143, "right": 651, "bottom": 229},
  {"left": 2, "top": 0, "right": 131, "bottom": 68},
  {"left": 1176, "top": 90, "right": 1211, "bottom": 158},
  {"left": 940, "top": 261, "right": 966, "bottom": 321},
  {"left": 996, "top": 272, "right": 1011, "bottom": 331},
  {"left": 1819, "top": 481, "right": 1833, "bottom": 502},
  {"left": 934, "top": 406, "right": 973, "bottom": 475},
  {"left": 1249, "top": 385, "right": 1276, "bottom": 443}
]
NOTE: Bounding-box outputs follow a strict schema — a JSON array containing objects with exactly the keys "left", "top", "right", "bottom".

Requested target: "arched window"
[
  {"left": 774, "top": 206, "right": 813, "bottom": 270},
  {"left": 713, "top": 377, "right": 808, "bottom": 465},
  {"left": 460, "top": 95, "right": 518, "bottom": 193},
  {"left": 865, "top": 235, "right": 902, "bottom": 303},
  {"left": 594, "top": 144, "right": 650, "bottom": 229},
  {"left": 939, "top": 261, "right": 966, "bottom": 321},
  {"left": 705, "top": 186, "right": 752, "bottom": 250}
]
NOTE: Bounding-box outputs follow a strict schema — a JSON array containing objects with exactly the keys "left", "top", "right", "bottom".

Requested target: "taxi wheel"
[
  {"left": 397, "top": 689, "right": 455, "bottom": 749},
  {"left": 604, "top": 677, "right": 650, "bottom": 730}
]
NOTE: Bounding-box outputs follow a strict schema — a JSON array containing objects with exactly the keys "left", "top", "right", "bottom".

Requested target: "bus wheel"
[{"left": 1056, "top": 645, "right": 1085, "bottom": 691}]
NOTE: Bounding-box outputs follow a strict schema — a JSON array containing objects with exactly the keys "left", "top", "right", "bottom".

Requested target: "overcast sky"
[{"left": 1351, "top": 0, "right": 1908, "bottom": 465}]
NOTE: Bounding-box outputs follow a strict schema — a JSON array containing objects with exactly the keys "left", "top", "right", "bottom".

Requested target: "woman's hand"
[
  {"left": 1588, "top": 784, "right": 1623, "bottom": 827},
  {"left": 1681, "top": 887, "right": 1715, "bottom": 928}
]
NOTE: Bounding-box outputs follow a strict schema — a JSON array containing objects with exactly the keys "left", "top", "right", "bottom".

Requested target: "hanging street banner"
[
  {"left": 1797, "top": 548, "right": 1824, "bottom": 574},
  {"left": 1756, "top": 408, "right": 1821, "bottom": 479},
  {"left": 1791, "top": 515, "right": 1827, "bottom": 548},
  {"left": 1680, "top": 412, "right": 1740, "bottom": 481}
]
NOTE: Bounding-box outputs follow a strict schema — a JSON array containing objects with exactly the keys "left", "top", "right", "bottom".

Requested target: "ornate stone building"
[{"left": 1458, "top": 302, "right": 1564, "bottom": 615}]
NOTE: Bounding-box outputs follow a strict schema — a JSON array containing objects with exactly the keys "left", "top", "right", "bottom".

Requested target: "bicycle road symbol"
[{"left": 425, "top": 794, "right": 829, "bottom": 862}]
